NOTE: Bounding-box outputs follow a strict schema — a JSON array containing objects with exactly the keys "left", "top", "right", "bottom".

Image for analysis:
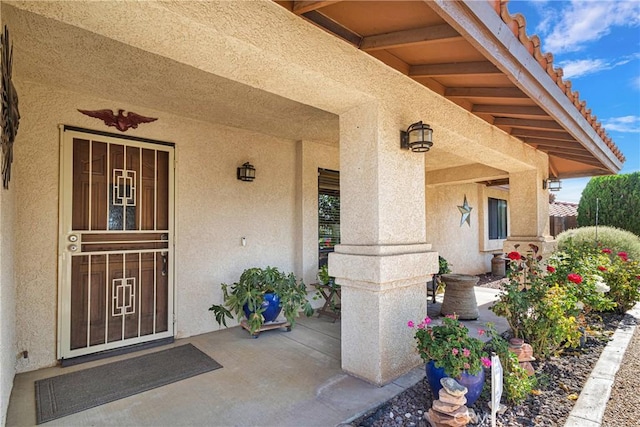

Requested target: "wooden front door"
[{"left": 58, "top": 127, "right": 174, "bottom": 360}]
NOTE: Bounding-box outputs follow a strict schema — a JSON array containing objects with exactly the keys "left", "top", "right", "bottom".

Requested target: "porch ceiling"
[
  {"left": 276, "top": 0, "right": 626, "bottom": 180},
  {"left": 3, "top": 3, "right": 340, "bottom": 145}
]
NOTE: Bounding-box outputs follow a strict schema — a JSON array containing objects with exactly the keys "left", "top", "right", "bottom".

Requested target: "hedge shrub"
[
  {"left": 577, "top": 173, "right": 640, "bottom": 235},
  {"left": 557, "top": 226, "right": 640, "bottom": 261}
]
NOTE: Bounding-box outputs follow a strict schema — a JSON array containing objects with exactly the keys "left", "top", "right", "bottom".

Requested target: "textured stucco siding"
[
  {"left": 12, "top": 80, "right": 335, "bottom": 372},
  {"left": 5, "top": 0, "right": 551, "bottom": 380},
  {"left": 427, "top": 183, "right": 509, "bottom": 275},
  {"left": 0, "top": 154, "right": 17, "bottom": 427}
]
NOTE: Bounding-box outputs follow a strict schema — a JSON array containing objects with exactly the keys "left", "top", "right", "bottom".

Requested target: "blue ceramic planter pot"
[
  {"left": 425, "top": 360, "right": 485, "bottom": 406},
  {"left": 243, "top": 293, "right": 282, "bottom": 323}
]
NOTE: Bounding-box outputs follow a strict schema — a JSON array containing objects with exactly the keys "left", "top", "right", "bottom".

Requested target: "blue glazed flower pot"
[
  {"left": 425, "top": 360, "right": 485, "bottom": 406},
  {"left": 243, "top": 293, "right": 282, "bottom": 323}
]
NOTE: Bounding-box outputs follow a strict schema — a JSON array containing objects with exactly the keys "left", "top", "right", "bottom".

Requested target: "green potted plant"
[
  {"left": 436, "top": 255, "right": 451, "bottom": 293},
  {"left": 317, "top": 264, "right": 335, "bottom": 287},
  {"left": 438, "top": 255, "right": 452, "bottom": 276},
  {"left": 314, "top": 264, "right": 340, "bottom": 316},
  {"left": 408, "top": 315, "right": 491, "bottom": 405},
  {"left": 209, "top": 266, "right": 313, "bottom": 336},
  {"left": 428, "top": 256, "right": 451, "bottom": 303}
]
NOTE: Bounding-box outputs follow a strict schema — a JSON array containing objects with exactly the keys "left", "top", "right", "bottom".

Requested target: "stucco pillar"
[
  {"left": 329, "top": 103, "right": 438, "bottom": 385},
  {"left": 504, "top": 169, "right": 556, "bottom": 256}
]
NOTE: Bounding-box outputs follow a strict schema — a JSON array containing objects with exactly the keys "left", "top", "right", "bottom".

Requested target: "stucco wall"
[
  {"left": 426, "top": 183, "right": 509, "bottom": 275},
  {"left": 0, "top": 150, "right": 17, "bottom": 426},
  {"left": 2, "top": 0, "right": 17, "bottom": 417},
  {"left": 12, "top": 80, "right": 337, "bottom": 372}
]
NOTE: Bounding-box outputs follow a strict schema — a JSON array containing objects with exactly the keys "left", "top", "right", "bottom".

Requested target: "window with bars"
[
  {"left": 488, "top": 197, "right": 508, "bottom": 240},
  {"left": 318, "top": 168, "right": 340, "bottom": 268}
]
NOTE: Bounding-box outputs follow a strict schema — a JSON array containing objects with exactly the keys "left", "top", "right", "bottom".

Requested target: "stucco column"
[
  {"left": 504, "top": 169, "right": 556, "bottom": 256},
  {"left": 329, "top": 103, "right": 438, "bottom": 385}
]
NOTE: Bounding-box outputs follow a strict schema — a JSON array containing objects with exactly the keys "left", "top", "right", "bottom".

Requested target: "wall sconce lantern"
[
  {"left": 543, "top": 177, "right": 562, "bottom": 191},
  {"left": 400, "top": 121, "right": 433, "bottom": 153},
  {"left": 237, "top": 162, "right": 256, "bottom": 182}
]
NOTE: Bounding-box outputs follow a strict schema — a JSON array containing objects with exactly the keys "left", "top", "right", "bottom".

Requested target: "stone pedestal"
[{"left": 440, "top": 274, "right": 479, "bottom": 320}]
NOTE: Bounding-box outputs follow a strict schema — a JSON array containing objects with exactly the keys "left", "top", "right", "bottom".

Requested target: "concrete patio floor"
[{"left": 6, "top": 287, "right": 506, "bottom": 426}]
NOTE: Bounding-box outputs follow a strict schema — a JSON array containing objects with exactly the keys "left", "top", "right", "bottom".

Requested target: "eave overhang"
[{"left": 277, "top": 0, "right": 625, "bottom": 179}]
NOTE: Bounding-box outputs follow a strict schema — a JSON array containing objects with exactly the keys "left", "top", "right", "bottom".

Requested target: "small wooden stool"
[{"left": 313, "top": 283, "right": 341, "bottom": 322}]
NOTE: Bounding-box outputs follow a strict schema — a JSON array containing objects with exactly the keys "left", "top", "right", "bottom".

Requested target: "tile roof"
[
  {"left": 549, "top": 201, "right": 579, "bottom": 217},
  {"left": 489, "top": 0, "right": 626, "bottom": 163}
]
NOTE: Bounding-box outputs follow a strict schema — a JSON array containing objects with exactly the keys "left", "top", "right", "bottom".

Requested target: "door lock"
[
  {"left": 161, "top": 251, "right": 168, "bottom": 276},
  {"left": 68, "top": 234, "right": 78, "bottom": 242},
  {"left": 68, "top": 244, "right": 78, "bottom": 252}
]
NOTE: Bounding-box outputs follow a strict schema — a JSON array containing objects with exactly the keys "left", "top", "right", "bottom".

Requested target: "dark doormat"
[{"left": 35, "top": 344, "right": 222, "bottom": 424}]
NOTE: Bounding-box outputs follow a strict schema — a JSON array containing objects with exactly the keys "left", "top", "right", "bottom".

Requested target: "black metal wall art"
[{"left": 1, "top": 25, "right": 20, "bottom": 189}]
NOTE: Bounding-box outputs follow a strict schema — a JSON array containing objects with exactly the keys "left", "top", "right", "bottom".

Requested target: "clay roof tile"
[
  {"left": 549, "top": 201, "right": 578, "bottom": 217},
  {"left": 494, "top": 0, "right": 626, "bottom": 163}
]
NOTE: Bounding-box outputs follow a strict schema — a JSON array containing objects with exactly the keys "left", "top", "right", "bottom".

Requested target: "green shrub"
[
  {"left": 546, "top": 243, "right": 615, "bottom": 313},
  {"left": 438, "top": 256, "right": 451, "bottom": 275},
  {"left": 549, "top": 238, "right": 640, "bottom": 314},
  {"left": 599, "top": 250, "right": 640, "bottom": 314},
  {"left": 484, "top": 324, "right": 536, "bottom": 405},
  {"left": 557, "top": 226, "right": 640, "bottom": 261},
  {"left": 491, "top": 244, "right": 582, "bottom": 359},
  {"left": 577, "top": 173, "right": 640, "bottom": 235}
]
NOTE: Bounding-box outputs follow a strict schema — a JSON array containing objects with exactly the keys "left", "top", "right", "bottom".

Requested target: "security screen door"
[{"left": 58, "top": 127, "right": 174, "bottom": 360}]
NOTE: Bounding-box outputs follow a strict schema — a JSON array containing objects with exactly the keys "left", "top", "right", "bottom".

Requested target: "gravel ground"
[
  {"left": 602, "top": 320, "right": 640, "bottom": 427},
  {"left": 347, "top": 276, "right": 631, "bottom": 427}
]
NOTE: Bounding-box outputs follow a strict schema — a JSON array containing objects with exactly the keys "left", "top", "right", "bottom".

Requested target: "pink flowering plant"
[
  {"left": 599, "top": 248, "right": 640, "bottom": 313},
  {"left": 491, "top": 244, "right": 582, "bottom": 359},
  {"left": 494, "top": 236, "right": 640, "bottom": 360},
  {"left": 408, "top": 315, "right": 490, "bottom": 378},
  {"left": 545, "top": 242, "right": 616, "bottom": 314}
]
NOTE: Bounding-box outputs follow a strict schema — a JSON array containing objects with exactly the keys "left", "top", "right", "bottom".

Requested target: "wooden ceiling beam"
[
  {"left": 409, "top": 61, "right": 500, "bottom": 77},
  {"left": 546, "top": 152, "right": 605, "bottom": 168},
  {"left": 528, "top": 144, "right": 587, "bottom": 155},
  {"left": 555, "top": 168, "right": 610, "bottom": 179},
  {"left": 477, "top": 178, "right": 510, "bottom": 187},
  {"left": 494, "top": 117, "right": 564, "bottom": 131},
  {"left": 534, "top": 144, "right": 594, "bottom": 159},
  {"left": 445, "top": 87, "right": 527, "bottom": 98},
  {"left": 535, "top": 146, "right": 591, "bottom": 157},
  {"left": 472, "top": 105, "right": 547, "bottom": 116},
  {"left": 523, "top": 138, "right": 585, "bottom": 151},
  {"left": 360, "top": 24, "right": 461, "bottom": 51},
  {"left": 301, "top": 10, "right": 362, "bottom": 46},
  {"left": 510, "top": 128, "right": 575, "bottom": 142},
  {"left": 293, "top": 1, "right": 341, "bottom": 15}
]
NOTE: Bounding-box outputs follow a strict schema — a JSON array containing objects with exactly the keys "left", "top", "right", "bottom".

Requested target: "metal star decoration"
[{"left": 457, "top": 195, "right": 472, "bottom": 227}]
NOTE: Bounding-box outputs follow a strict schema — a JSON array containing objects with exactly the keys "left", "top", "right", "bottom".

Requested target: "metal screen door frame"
[{"left": 57, "top": 126, "right": 175, "bottom": 360}]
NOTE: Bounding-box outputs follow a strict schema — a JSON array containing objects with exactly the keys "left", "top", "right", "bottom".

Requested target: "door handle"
[{"left": 161, "top": 252, "right": 168, "bottom": 276}]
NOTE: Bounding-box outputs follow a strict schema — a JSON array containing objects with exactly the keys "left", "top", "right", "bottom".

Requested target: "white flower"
[
  {"left": 595, "top": 279, "right": 610, "bottom": 294},
  {"left": 576, "top": 301, "right": 585, "bottom": 311}
]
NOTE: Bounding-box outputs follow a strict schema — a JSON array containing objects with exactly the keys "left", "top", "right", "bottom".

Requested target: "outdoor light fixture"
[
  {"left": 543, "top": 177, "right": 562, "bottom": 191},
  {"left": 400, "top": 121, "right": 433, "bottom": 153},
  {"left": 237, "top": 162, "right": 256, "bottom": 182}
]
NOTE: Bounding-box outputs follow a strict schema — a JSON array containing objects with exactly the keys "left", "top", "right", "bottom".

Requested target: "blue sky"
[{"left": 507, "top": 0, "right": 640, "bottom": 203}]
